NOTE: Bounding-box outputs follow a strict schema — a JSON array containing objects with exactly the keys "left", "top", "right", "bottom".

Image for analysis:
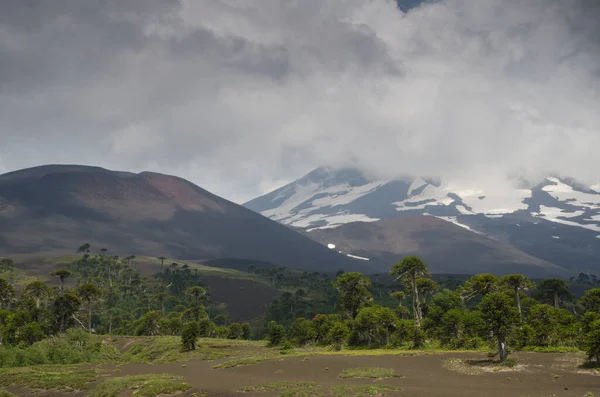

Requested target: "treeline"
[
  {"left": 261, "top": 257, "right": 600, "bottom": 364},
  {"left": 0, "top": 244, "right": 253, "bottom": 352},
  {"left": 1, "top": 249, "right": 599, "bottom": 366}
]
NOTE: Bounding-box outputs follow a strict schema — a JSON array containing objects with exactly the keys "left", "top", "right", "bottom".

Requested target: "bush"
[
  {"left": 181, "top": 322, "right": 200, "bottom": 351},
  {"left": 266, "top": 321, "right": 286, "bottom": 347},
  {"left": 327, "top": 322, "right": 350, "bottom": 351},
  {"left": 241, "top": 323, "right": 252, "bottom": 340},
  {"left": 228, "top": 323, "right": 243, "bottom": 340}
]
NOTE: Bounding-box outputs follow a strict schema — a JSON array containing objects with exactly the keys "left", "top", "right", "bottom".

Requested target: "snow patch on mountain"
[{"left": 244, "top": 167, "right": 600, "bottom": 235}]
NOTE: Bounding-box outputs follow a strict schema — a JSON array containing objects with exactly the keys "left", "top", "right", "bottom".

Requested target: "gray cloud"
[{"left": 0, "top": 0, "right": 599, "bottom": 203}]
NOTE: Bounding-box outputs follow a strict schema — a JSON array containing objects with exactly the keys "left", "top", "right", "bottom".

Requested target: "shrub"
[
  {"left": 266, "top": 321, "right": 286, "bottom": 347},
  {"left": 181, "top": 321, "right": 200, "bottom": 351}
]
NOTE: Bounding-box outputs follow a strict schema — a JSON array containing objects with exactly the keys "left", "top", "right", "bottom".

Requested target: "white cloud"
[{"left": 0, "top": 0, "right": 599, "bottom": 202}]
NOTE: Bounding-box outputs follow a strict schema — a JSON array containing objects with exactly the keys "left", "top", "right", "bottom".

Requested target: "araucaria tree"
[
  {"left": 390, "top": 256, "right": 430, "bottom": 327},
  {"left": 479, "top": 292, "right": 519, "bottom": 362},
  {"left": 536, "top": 279, "right": 572, "bottom": 308},
  {"left": 76, "top": 283, "right": 102, "bottom": 334},
  {"left": 501, "top": 274, "right": 534, "bottom": 319},
  {"left": 332, "top": 272, "right": 373, "bottom": 319}
]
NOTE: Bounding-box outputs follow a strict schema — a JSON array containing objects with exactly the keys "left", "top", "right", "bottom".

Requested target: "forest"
[{"left": 0, "top": 246, "right": 599, "bottom": 368}]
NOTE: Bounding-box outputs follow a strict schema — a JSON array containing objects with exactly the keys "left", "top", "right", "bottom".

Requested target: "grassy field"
[{"left": 0, "top": 336, "right": 598, "bottom": 397}]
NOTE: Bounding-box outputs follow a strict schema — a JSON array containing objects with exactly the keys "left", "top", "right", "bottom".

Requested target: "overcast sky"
[{"left": 1, "top": 0, "right": 599, "bottom": 203}]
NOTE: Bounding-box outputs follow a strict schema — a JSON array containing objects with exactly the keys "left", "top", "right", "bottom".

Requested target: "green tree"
[
  {"left": 228, "top": 323, "right": 243, "bottom": 339},
  {"left": 501, "top": 274, "right": 534, "bottom": 319},
  {"left": 76, "top": 283, "right": 102, "bottom": 334},
  {"left": 332, "top": 272, "right": 373, "bottom": 319},
  {"left": 266, "top": 320, "right": 286, "bottom": 347},
  {"left": 51, "top": 269, "right": 72, "bottom": 292},
  {"left": 458, "top": 274, "right": 499, "bottom": 302},
  {"left": 327, "top": 321, "right": 350, "bottom": 351},
  {"left": 287, "top": 318, "right": 316, "bottom": 347},
  {"left": 478, "top": 292, "right": 519, "bottom": 362},
  {"left": 52, "top": 292, "right": 82, "bottom": 332},
  {"left": 390, "top": 256, "right": 430, "bottom": 326},
  {"left": 579, "top": 288, "right": 600, "bottom": 314},
  {"left": 536, "top": 279, "right": 572, "bottom": 308},
  {"left": 20, "top": 322, "right": 45, "bottom": 345},
  {"left": 181, "top": 321, "right": 200, "bottom": 351},
  {"left": 22, "top": 281, "right": 52, "bottom": 309},
  {"left": 0, "top": 258, "right": 15, "bottom": 272},
  {"left": 136, "top": 311, "right": 162, "bottom": 336},
  {"left": 198, "top": 318, "right": 215, "bottom": 338},
  {"left": 353, "top": 305, "right": 398, "bottom": 347},
  {"left": 0, "top": 278, "right": 15, "bottom": 309},
  {"left": 241, "top": 323, "right": 252, "bottom": 340},
  {"left": 583, "top": 320, "right": 600, "bottom": 364}
]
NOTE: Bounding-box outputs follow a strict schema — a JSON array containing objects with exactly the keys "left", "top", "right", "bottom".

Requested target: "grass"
[
  {"left": 521, "top": 346, "right": 580, "bottom": 353},
  {"left": 88, "top": 374, "right": 192, "bottom": 397},
  {"left": 339, "top": 367, "right": 399, "bottom": 379},
  {"left": 120, "top": 336, "right": 261, "bottom": 363},
  {"left": 0, "top": 366, "right": 96, "bottom": 391},
  {"left": 329, "top": 385, "right": 400, "bottom": 397},
  {"left": 443, "top": 358, "right": 524, "bottom": 375},
  {"left": 240, "top": 382, "right": 400, "bottom": 397},
  {"left": 213, "top": 355, "right": 275, "bottom": 369},
  {"left": 0, "top": 390, "right": 17, "bottom": 397},
  {"left": 240, "top": 381, "right": 319, "bottom": 392}
]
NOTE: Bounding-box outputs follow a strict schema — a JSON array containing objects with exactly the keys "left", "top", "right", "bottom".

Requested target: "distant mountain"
[
  {"left": 308, "top": 216, "right": 565, "bottom": 277},
  {"left": 244, "top": 167, "right": 600, "bottom": 274},
  {"left": 0, "top": 165, "right": 386, "bottom": 273}
]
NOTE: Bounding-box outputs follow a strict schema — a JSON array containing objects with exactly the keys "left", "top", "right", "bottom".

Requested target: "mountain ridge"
[
  {"left": 244, "top": 166, "right": 600, "bottom": 274},
  {"left": 0, "top": 164, "right": 386, "bottom": 274}
]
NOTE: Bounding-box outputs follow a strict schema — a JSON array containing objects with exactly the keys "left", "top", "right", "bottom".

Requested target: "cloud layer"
[{"left": 1, "top": 0, "right": 599, "bottom": 202}]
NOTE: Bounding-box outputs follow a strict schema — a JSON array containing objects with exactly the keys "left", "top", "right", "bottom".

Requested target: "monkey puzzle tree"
[
  {"left": 390, "top": 256, "right": 430, "bottom": 326},
  {"left": 52, "top": 292, "right": 82, "bottom": 332},
  {"left": 23, "top": 280, "right": 52, "bottom": 309},
  {"left": 501, "top": 274, "right": 534, "bottom": 319},
  {"left": 51, "top": 269, "right": 72, "bottom": 292},
  {"left": 0, "top": 258, "right": 15, "bottom": 272},
  {"left": 76, "top": 283, "right": 102, "bottom": 334},
  {"left": 332, "top": 272, "right": 373, "bottom": 319},
  {"left": 536, "top": 279, "right": 572, "bottom": 309},
  {"left": 479, "top": 292, "right": 519, "bottom": 362},
  {"left": 579, "top": 288, "right": 600, "bottom": 314},
  {"left": 458, "top": 273, "right": 500, "bottom": 302}
]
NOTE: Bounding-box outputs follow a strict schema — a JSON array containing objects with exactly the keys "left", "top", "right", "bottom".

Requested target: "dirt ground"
[{"left": 9, "top": 352, "right": 598, "bottom": 397}]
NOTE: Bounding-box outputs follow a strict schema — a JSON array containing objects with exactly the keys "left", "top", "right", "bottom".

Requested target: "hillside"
[
  {"left": 307, "top": 216, "right": 567, "bottom": 277},
  {"left": 0, "top": 165, "right": 385, "bottom": 274},
  {"left": 244, "top": 166, "right": 600, "bottom": 274}
]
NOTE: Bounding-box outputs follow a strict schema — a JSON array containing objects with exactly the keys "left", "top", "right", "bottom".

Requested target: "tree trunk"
[
  {"left": 497, "top": 337, "right": 507, "bottom": 362},
  {"left": 161, "top": 300, "right": 165, "bottom": 315},
  {"left": 413, "top": 274, "right": 422, "bottom": 327},
  {"left": 515, "top": 287, "right": 522, "bottom": 319},
  {"left": 554, "top": 292, "right": 559, "bottom": 309},
  {"left": 88, "top": 305, "right": 92, "bottom": 334},
  {"left": 59, "top": 277, "right": 64, "bottom": 292}
]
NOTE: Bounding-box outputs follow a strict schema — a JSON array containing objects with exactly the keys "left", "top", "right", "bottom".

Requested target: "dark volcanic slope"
[
  {"left": 0, "top": 165, "right": 385, "bottom": 273},
  {"left": 308, "top": 216, "right": 567, "bottom": 277}
]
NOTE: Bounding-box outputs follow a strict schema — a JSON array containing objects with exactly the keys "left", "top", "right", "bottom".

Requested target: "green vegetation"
[
  {"left": 1, "top": 246, "right": 599, "bottom": 374},
  {"left": 0, "top": 390, "right": 17, "bottom": 397},
  {"left": 339, "top": 367, "right": 398, "bottom": 379},
  {"left": 240, "top": 381, "right": 319, "bottom": 392},
  {"left": 0, "top": 366, "right": 96, "bottom": 391},
  {"left": 240, "top": 382, "right": 400, "bottom": 397},
  {"left": 329, "top": 385, "right": 400, "bottom": 397},
  {"left": 88, "top": 374, "right": 191, "bottom": 397}
]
